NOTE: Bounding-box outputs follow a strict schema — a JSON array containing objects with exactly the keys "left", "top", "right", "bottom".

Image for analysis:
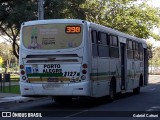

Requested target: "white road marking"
[
  {"left": 151, "top": 106, "right": 160, "bottom": 109},
  {"left": 64, "top": 109, "right": 88, "bottom": 118},
  {"left": 149, "top": 88, "right": 156, "bottom": 91},
  {"left": 146, "top": 109, "right": 154, "bottom": 111}
]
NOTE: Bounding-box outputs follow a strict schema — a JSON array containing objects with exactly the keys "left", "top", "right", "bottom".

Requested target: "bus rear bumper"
[{"left": 20, "top": 81, "right": 91, "bottom": 97}]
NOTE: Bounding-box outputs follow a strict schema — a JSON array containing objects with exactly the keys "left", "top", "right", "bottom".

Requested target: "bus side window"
[
  {"left": 91, "top": 30, "right": 97, "bottom": 44},
  {"left": 127, "top": 39, "right": 134, "bottom": 59},
  {"left": 91, "top": 30, "right": 98, "bottom": 57},
  {"left": 100, "top": 32, "right": 107, "bottom": 45},
  {"left": 109, "top": 35, "right": 119, "bottom": 58},
  {"left": 98, "top": 32, "right": 109, "bottom": 57},
  {"left": 139, "top": 43, "right": 143, "bottom": 60},
  {"left": 135, "top": 42, "right": 139, "bottom": 60},
  {"left": 132, "top": 41, "right": 136, "bottom": 59},
  {"left": 132, "top": 41, "right": 136, "bottom": 50}
]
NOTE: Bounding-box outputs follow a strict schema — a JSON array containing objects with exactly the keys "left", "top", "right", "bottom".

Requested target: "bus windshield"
[{"left": 22, "top": 23, "right": 83, "bottom": 50}]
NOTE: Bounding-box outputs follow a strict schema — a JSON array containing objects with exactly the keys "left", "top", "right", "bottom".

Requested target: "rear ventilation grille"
[
  {"left": 24, "top": 54, "right": 81, "bottom": 63},
  {"left": 27, "top": 59, "right": 78, "bottom": 63},
  {"left": 26, "top": 54, "right": 78, "bottom": 58}
]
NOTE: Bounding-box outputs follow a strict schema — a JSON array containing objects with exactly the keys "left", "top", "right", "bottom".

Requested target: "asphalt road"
[{"left": 0, "top": 75, "right": 160, "bottom": 120}]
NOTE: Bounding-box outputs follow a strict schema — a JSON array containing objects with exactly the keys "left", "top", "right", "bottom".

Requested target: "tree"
[
  {"left": 81, "top": 0, "right": 160, "bottom": 39},
  {"left": 0, "top": 42, "right": 13, "bottom": 73},
  {"left": 150, "top": 32, "right": 160, "bottom": 40},
  {"left": 151, "top": 47, "right": 160, "bottom": 67},
  {"left": 81, "top": 0, "right": 106, "bottom": 24},
  {"left": 0, "top": 0, "right": 86, "bottom": 59},
  {"left": 147, "top": 41, "right": 153, "bottom": 60},
  {"left": 0, "top": 0, "right": 160, "bottom": 59},
  {"left": 44, "top": 0, "right": 86, "bottom": 19},
  {"left": 0, "top": 0, "right": 37, "bottom": 59}
]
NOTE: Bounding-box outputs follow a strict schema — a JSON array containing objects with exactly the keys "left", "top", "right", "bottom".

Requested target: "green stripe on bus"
[
  {"left": 90, "top": 72, "right": 116, "bottom": 76},
  {"left": 27, "top": 73, "right": 63, "bottom": 77}
]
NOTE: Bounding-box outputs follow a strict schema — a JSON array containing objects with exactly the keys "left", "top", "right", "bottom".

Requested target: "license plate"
[
  {"left": 42, "top": 83, "right": 63, "bottom": 89},
  {"left": 47, "top": 78, "right": 59, "bottom": 82}
]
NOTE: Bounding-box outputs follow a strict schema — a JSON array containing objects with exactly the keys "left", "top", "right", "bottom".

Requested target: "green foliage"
[
  {"left": 149, "top": 47, "right": 160, "bottom": 67},
  {"left": 0, "top": 0, "right": 160, "bottom": 59},
  {"left": 81, "top": 0, "right": 160, "bottom": 39},
  {"left": 0, "top": 0, "right": 38, "bottom": 59},
  {"left": 0, "top": 0, "right": 86, "bottom": 59},
  {"left": 153, "top": 47, "right": 160, "bottom": 66},
  {"left": 0, "top": 0, "right": 37, "bottom": 30},
  {"left": 81, "top": 0, "right": 106, "bottom": 24},
  {"left": 0, "top": 42, "right": 18, "bottom": 73},
  {"left": 147, "top": 41, "right": 153, "bottom": 60},
  {"left": 44, "top": 0, "right": 85, "bottom": 19},
  {"left": 150, "top": 32, "right": 160, "bottom": 40}
]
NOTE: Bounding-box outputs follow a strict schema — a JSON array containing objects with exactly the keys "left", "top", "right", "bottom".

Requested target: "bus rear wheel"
[
  {"left": 109, "top": 80, "right": 116, "bottom": 102},
  {"left": 52, "top": 96, "right": 72, "bottom": 103},
  {"left": 133, "top": 75, "right": 143, "bottom": 94},
  {"left": 133, "top": 87, "right": 140, "bottom": 94}
]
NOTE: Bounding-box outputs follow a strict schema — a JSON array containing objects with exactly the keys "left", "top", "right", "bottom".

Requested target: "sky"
[
  {"left": 147, "top": 0, "right": 160, "bottom": 47},
  {"left": 148, "top": 0, "right": 160, "bottom": 8},
  {"left": 148, "top": 0, "right": 160, "bottom": 34}
]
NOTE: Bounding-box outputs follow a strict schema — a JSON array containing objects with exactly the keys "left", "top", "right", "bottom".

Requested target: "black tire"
[
  {"left": 133, "top": 86, "right": 140, "bottom": 94},
  {"left": 53, "top": 96, "right": 72, "bottom": 103},
  {"left": 133, "top": 75, "right": 142, "bottom": 94},
  {"left": 109, "top": 80, "right": 116, "bottom": 102}
]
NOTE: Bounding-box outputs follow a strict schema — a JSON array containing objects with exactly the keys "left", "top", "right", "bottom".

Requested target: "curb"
[{"left": 0, "top": 96, "right": 43, "bottom": 103}]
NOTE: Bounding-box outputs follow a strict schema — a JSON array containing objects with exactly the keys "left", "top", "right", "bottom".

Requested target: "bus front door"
[
  {"left": 120, "top": 43, "right": 126, "bottom": 90},
  {"left": 144, "top": 48, "right": 148, "bottom": 85}
]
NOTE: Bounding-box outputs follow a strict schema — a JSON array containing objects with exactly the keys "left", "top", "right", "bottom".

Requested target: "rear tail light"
[
  {"left": 82, "top": 70, "right": 87, "bottom": 74},
  {"left": 21, "top": 70, "right": 25, "bottom": 75},
  {"left": 81, "top": 63, "right": 88, "bottom": 81},
  {"left": 20, "top": 65, "right": 28, "bottom": 82},
  {"left": 82, "top": 64, "right": 88, "bottom": 68},
  {"left": 20, "top": 65, "right": 24, "bottom": 69}
]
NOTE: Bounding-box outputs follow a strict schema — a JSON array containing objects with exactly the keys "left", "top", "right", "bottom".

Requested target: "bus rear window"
[{"left": 22, "top": 23, "right": 83, "bottom": 50}]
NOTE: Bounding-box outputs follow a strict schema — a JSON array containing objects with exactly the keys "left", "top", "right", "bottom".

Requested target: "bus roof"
[
  {"left": 89, "top": 22, "right": 146, "bottom": 45},
  {"left": 22, "top": 19, "right": 85, "bottom": 26}
]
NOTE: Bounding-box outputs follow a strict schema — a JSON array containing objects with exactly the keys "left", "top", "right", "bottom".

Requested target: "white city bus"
[{"left": 19, "top": 19, "right": 148, "bottom": 102}]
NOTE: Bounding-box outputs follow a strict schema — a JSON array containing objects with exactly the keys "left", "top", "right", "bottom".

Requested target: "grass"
[
  {"left": 1, "top": 85, "right": 20, "bottom": 94},
  {"left": 0, "top": 73, "right": 20, "bottom": 94}
]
